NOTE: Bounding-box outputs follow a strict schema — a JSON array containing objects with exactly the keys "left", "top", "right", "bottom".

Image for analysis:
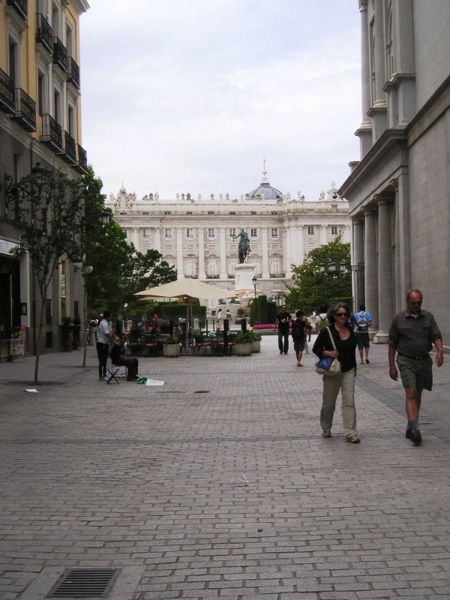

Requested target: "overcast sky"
[{"left": 80, "top": 0, "right": 361, "bottom": 201}]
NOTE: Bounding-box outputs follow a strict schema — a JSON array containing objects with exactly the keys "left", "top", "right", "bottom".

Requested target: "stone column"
[
  {"left": 320, "top": 225, "right": 328, "bottom": 245},
  {"left": 154, "top": 226, "right": 161, "bottom": 253},
  {"left": 364, "top": 207, "right": 378, "bottom": 331},
  {"left": 198, "top": 228, "right": 206, "bottom": 280},
  {"left": 262, "top": 228, "right": 269, "bottom": 279},
  {"left": 285, "top": 227, "right": 291, "bottom": 277},
  {"left": 358, "top": 0, "right": 372, "bottom": 156},
  {"left": 176, "top": 228, "right": 184, "bottom": 277},
  {"left": 297, "top": 225, "right": 304, "bottom": 265},
  {"left": 352, "top": 216, "right": 365, "bottom": 309},
  {"left": 374, "top": 196, "right": 393, "bottom": 343},
  {"left": 219, "top": 228, "right": 227, "bottom": 279}
]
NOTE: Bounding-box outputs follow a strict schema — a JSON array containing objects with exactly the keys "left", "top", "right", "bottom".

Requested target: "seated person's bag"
[{"left": 315, "top": 327, "right": 341, "bottom": 376}]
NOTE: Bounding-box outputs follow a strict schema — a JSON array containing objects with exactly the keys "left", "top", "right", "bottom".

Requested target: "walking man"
[
  {"left": 292, "top": 311, "right": 308, "bottom": 366},
  {"left": 275, "top": 304, "right": 291, "bottom": 355},
  {"left": 388, "top": 289, "right": 444, "bottom": 445},
  {"left": 96, "top": 310, "right": 115, "bottom": 380},
  {"left": 354, "top": 303, "right": 372, "bottom": 364}
]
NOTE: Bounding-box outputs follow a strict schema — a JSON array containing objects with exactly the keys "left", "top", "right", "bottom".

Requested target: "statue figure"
[{"left": 233, "top": 229, "right": 251, "bottom": 264}]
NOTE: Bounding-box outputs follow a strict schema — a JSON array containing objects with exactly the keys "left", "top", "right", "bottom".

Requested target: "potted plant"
[
  {"left": 249, "top": 330, "right": 262, "bottom": 353},
  {"left": 235, "top": 332, "right": 253, "bottom": 356},
  {"left": 163, "top": 335, "right": 180, "bottom": 358}
]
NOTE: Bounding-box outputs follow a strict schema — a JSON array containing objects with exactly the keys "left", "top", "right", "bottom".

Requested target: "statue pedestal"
[{"left": 235, "top": 264, "right": 256, "bottom": 291}]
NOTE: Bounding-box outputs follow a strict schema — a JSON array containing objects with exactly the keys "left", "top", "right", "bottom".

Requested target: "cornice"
[{"left": 69, "top": 0, "right": 90, "bottom": 15}]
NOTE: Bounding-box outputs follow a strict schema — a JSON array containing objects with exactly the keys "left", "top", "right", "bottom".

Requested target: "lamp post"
[
  {"left": 320, "top": 260, "right": 347, "bottom": 304},
  {"left": 252, "top": 275, "right": 258, "bottom": 324},
  {"left": 351, "top": 262, "right": 365, "bottom": 309}
]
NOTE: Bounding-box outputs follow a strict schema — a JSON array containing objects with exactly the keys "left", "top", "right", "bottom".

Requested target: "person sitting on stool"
[{"left": 110, "top": 336, "right": 139, "bottom": 381}]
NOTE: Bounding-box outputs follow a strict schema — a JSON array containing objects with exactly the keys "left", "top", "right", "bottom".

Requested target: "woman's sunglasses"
[{"left": 335, "top": 312, "right": 348, "bottom": 317}]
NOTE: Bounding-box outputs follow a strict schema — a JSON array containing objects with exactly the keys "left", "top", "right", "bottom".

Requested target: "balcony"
[
  {"left": 67, "top": 57, "right": 80, "bottom": 90},
  {"left": 36, "top": 13, "right": 53, "bottom": 54},
  {"left": 41, "top": 113, "right": 63, "bottom": 153},
  {"left": 0, "top": 68, "right": 15, "bottom": 114},
  {"left": 75, "top": 144, "right": 88, "bottom": 173},
  {"left": 61, "top": 131, "right": 77, "bottom": 165},
  {"left": 7, "top": 0, "right": 27, "bottom": 20},
  {"left": 53, "top": 37, "right": 68, "bottom": 73},
  {"left": 12, "top": 88, "right": 36, "bottom": 131}
]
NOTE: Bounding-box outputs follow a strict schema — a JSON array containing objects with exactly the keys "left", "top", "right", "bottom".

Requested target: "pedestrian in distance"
[
  {"left": 292, "top": 310, "right": 308, "bottom": 366},
  {"left": 96, "top": 310, "right": 115, "bottom": 381},
  {"left": 354, "top": 303, "right": 372, "bottom": 364},
  {"left": 388, "top": 289, "right": 444, "bottom": 446},
  {"left": 314, "top": 305, "right": 328, "bottom": 333},
  {"left": 275, "top": 304, "right": 292, "bottom": 355},
  {"left": 216, "top": 308, "right": 224, "bottom": 331},
  {"left": 312, "top": 302, "right": 360, "bottom": 443}
]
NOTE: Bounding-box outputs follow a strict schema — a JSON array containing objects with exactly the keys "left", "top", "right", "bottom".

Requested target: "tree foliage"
[
  {"left": 8, "top": 166, "right": 86, "bottom": 383},
  {"left": 82, "top": 167, "right": 176, "bottom": 318},
  {"left": 285, "top": 236, "right": 352, "bottom": 315}
]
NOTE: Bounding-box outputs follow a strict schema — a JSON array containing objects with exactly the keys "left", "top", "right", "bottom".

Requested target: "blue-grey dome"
[{"left": 248, "top": 167, "right": 283, "bottom": 200}]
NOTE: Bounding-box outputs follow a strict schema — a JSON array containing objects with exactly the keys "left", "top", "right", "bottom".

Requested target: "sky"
[{"left": 80, "top": 0, "right": 362, "bottom": 202}]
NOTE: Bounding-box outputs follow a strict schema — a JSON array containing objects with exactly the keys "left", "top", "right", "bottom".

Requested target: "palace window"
[
  {"left": 229, "top": 228, "right": 236, "bottom": 238},
  {"left": 164, "top": 228, "right": 172, "bottom": 239},
  {"left": 186, "top": 228, "right": 194, "bottom": 239},
  {"left": 207, "top": 228, "right": 216, "bottom": 239},
  {"left": 251, "top": 228, "right": 257, "bottom": 238},
  {"left": 206, "top": 258, "right": 218, "bottom": 276},
  {"left": 143, "top": 229, "right": 150, "bottom": 238},
  {"left": 308, "top": 226, "right": 315, "bottom": 235},
  {"left": 271, "top": 228, "right": 279, "bottom": 238},
  {"left": 331, "top": 226, "right": 338, "bottom": 235}
]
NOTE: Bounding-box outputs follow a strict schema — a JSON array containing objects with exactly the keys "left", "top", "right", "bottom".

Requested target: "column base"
[{"left": 373, "top": 330, "right": 389, "bottom": 344}]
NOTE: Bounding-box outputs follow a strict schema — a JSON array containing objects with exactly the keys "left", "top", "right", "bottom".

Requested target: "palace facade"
[{"left": 107, "top": 168, "right": 351, "bottom": 296}]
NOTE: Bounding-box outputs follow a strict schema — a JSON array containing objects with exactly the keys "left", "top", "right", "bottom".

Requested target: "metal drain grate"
[{"left": 47, "top": 568, "right": 120, "bottom": 598}]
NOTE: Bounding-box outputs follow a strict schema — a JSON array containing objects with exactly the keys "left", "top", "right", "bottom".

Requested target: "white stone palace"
[{"left": 107, "top": 168, "right": 351, "bottom": 296}]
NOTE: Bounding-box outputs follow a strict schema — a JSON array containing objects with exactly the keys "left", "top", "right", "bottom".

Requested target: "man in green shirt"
[{"left": 388, "top": 289, "right": 444, "bottom": 445}]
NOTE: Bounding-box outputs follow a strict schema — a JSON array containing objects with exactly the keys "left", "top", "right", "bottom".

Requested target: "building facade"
[
  {"left": 340, "top": 0, "right": 450, "bottom": 343},
  {"left": 0, "top": 0, "right": 89, "bottom": 359},
  {"left": 107, "top": 168, "right": 351, "bottom": 297}
]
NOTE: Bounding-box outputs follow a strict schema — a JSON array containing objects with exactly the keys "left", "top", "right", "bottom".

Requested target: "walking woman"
[{"left": 312, "top": 302, "right": 360, "bottom": 443}]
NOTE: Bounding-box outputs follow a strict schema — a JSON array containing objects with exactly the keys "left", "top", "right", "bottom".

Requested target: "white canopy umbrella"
[{"left": 136, "top": 279, "right": 236, "bottom": 346}]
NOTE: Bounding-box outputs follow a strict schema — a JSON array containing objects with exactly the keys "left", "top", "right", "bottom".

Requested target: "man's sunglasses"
[{"left": 409, "top": 301, "right": 422, "bottom": 306}]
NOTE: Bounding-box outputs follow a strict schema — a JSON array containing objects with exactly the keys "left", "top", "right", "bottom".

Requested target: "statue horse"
[{"left": 237, "top": 232, "right": 250, "bottom": 264}]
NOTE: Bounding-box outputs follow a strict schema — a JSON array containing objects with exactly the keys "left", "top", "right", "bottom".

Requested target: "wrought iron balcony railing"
[
  {"left": 67, "top": 57, "right": 80, "bottom": 90},
  {"left": 36, "top": 13, "right": 53, "bottom": 54},
  {"left": 12, "top": 88, "right": 36, "bottom": 131},
  {"left": 0, "top": 68, "right": 15, "bottom": 114},
  {"left": 6, "top": 0, "right": 27, "bottom": 20},
  {"left": 76, "top": 144, "right": 88, "bottom": 173},
  {"left": 61, "top": 131, "right": 77, "bottom": 165},
  {"left": 41, "top": 113, "right": 63, "bottom": 152},
  {"left": 53, "top": 37, "right": 68, "bottom": 73}
]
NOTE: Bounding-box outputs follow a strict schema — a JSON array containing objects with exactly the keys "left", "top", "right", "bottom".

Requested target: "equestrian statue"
[{"left": 233, "top": 229, "right": 251, "bottom": 264}]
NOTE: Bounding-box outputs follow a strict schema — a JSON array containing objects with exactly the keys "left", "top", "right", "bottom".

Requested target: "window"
[
  {"left": 186, "top": 211, "right": 192, "bottom": 215},
  {"left": 38, "top": 71, "right": 47, "bottom": 116},
  {"left": 229, "top": 211, "right": 236, "bottom": 215},
  {"left": 331, "top": 226, "right": 338, "bottom": 235},
  {"left": 186, "top": 228, "right": 194, "bottom": 239},
  {"left": 185, "top": 258, "right": 196, "bottom": 276},
  {"left": 206, "top": 258, "right": 218, "bottom": 276},
  {"left": 67, "top": 105, "right": 75, "bottom": 136},
  {"left": 229, "top": 228, "right": 236, "bottom": 238},
  {"left": 54, "top": 88, "right": 61, "bottom": 123},
  {"left": 270, "top": 257, "right": 281, "bottom": 275},
  {"left": 271, "top": 228, "right": 279, "bottom": 238},
  {"left": 9, "top": 38, "right": 18, "bottom": 84},
  {"left": 308, "top": 226, "right": 315, "bottom": 235},
  {"left": 164, "top": 228, "right": 172, "bottom": 239},
  {"left": 251, "top": 228, "right": 257, "bottom": 238},
  {"left": 143, "top": 229, "right": 150, "bottom": 238},
  {"left": 208, "top": 228, "right": 216, "bottom": 239},
  {"left": 52, "top": 1, "right": 60, "bottom": 37},
  {"left": 331, "top": 204, "right": 338, "bottom": 213},
  {"left": 66, "top": 23, "right": 73, "bottom": 57},
  {"left": 164, "top": 211, "right": 171, "bottom": 215},
  {"left": 207, "top": 211, "right": 214, "bottom": 215}
]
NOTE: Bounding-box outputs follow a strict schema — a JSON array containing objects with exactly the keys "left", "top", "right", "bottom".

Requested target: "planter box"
[
  {"left": 235, "top": 342, "right": 253, "bottom": 356},
  {"left": 252, "top": 340, "right": 261, "bottom": 353},
  {"left": 253, "top": 329, "right": 276, "bottom": 336},
  {"left": 163, "top": 344, "right": 180, "bottom": 358}
]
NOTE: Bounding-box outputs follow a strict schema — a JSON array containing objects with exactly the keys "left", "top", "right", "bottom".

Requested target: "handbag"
[{"left": 315, "top": 327, "right": 341, "bottom": 376}]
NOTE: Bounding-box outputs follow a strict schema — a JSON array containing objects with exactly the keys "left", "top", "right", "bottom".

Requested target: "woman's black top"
[{"left": 312, "top": 325, "right": 357, "bottom": 373}]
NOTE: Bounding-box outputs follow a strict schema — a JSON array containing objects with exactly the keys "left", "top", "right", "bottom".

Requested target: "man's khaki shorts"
[{"left": 397, "top": 354, "right": 433, "bottom": 392}]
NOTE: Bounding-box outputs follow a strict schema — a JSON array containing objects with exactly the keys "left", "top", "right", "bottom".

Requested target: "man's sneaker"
[
  {"left": 405, "top": 428, "right": 412, "bottom": 439},
  {"left": 410, "top": 429, "right": 422, "bottom": 445},
  {"left": 322, "top": 430, "right": 332, "bottom": 438},
  {"left": 346, "top": 433, "right": 361, "bottom": 443}
]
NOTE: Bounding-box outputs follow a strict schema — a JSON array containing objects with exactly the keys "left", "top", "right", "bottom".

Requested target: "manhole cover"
[
  {"left": 47, "top": 568, "right": 120, "bottom": 598},
  {"left": 3, "top": 381, "right": 67, "bottom": 386},
  {"left": 194, "top": 390, "right": 210, "bottom": 394}
]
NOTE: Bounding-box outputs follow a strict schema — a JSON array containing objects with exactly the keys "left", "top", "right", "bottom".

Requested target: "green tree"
[
  {"left": 285, "top": 236, "right": 352, "bottom": 315},
  {"left": 7, "top": 165, "right": 85, "bottom": 383}
]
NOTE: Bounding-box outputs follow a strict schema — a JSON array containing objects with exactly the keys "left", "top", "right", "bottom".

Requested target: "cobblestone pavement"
[{"left": 1, "top": 337, "right": 450, "bottom": 599}]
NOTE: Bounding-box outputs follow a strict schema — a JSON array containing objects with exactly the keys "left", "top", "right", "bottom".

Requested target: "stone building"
[
  {"left": 340, "top": 0, "right": 450, "bottom": 343},
  {"left": 107, "top": 167, "right": 351, "bottom": 296},
  {"left": 0, "top": 0, "right": 89, "bottom": 359}
]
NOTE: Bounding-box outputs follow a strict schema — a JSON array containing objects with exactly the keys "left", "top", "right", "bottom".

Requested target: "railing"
[
  {"left": 67, "top": 57, "right": 80, "bottom": 89},
  {"left": 270, "top": 273, "right": 286, "bottom": 278},
  {"left": 36, "top": 13, "right": 53, "bottom": 54},
  {"left": 206, "top": 275, "right": 219, "bottom": 279},
  {"left": 41, "top": 113, "right": 63, "bottom": 152},
  {"left": 12, "top": 88, "right": 36, "bottom": 131},
  {"left": 53, "top": 37, "right": 68, "bottom": 72},
  {"left": 6, "top": 0, "right": 27, "bottom": 20},
  {"left": 62, "top": 131, "right": 77, "bottom": 164},
  {"left": 0, "top": 68, "right": 15, "bottom": 114},
  {"left": 76, "top": 145, "right": 88, "bottom": 173}
]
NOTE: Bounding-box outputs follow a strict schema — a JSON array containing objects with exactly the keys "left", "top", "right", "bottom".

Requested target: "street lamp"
[
  {"left": 252, "top": 275, "right": 258, "bottom": 325},
  {"left": 101, "top": 210, "right": 110, "bottom": 228}
]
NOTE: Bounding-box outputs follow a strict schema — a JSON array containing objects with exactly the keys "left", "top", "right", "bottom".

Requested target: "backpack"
[
  {"left": 318, "top": 315, "right": 328, "bottom": 330},
  {"left": 356, "top": 312, "right": 369, "bottom": 332},
  {"left": 292, "top": 320, "right": 306, "bottom": 340}
]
